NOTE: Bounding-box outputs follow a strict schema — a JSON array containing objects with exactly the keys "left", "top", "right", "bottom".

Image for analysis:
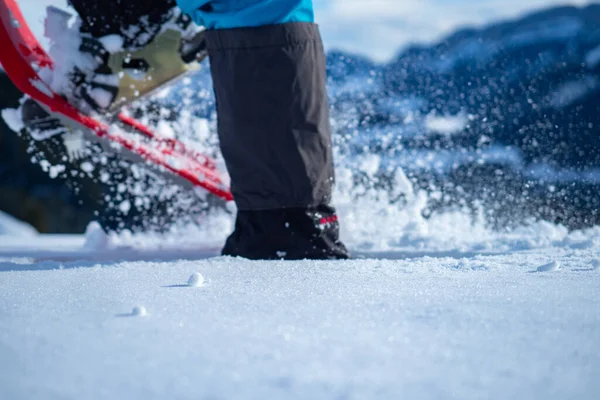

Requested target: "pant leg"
[
  {"left": 206, "top": 23, "right": 333, "bottom": 210},
  {"left": 206, "top": 23, "right": 349, "bottom": 259}
]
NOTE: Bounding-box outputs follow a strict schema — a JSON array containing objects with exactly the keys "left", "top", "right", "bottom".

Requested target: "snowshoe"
[
  {"left": 44, "top": 5, "right": 207, "bottom": 114},
  {"left": 0, "top": 0, "right": 232, "bottom": 202}
]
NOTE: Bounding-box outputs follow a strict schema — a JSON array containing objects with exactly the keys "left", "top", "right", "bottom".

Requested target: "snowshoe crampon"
[{"left": 0, "top": 0, "right": 232, "bottom": 202}]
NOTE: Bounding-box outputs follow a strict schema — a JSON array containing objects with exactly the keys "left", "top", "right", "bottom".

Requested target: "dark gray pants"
[
  {"left": 206, "top": 23, "right": 348, "bottom": 259},
  {"left": 205, "top": 23, "right": 334, "bottom": 210}
]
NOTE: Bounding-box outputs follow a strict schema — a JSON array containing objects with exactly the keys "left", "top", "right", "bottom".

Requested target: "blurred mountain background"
[{"left": 1, "top": 3, "right": 599, "bottom": 233}]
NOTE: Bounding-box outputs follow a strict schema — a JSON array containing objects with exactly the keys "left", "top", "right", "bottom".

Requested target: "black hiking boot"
[{"left": 222, "top": 205, "right": 350, "bottom": 260}]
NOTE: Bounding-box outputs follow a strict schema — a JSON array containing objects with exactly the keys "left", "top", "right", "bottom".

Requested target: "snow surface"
[{"left": 0, "top": 239, "right": 599, "bottom": 399}]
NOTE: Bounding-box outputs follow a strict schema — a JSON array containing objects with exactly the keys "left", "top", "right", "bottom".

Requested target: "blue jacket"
[{"left": 176, "top": 0, "right": 314, "bottom": 29}]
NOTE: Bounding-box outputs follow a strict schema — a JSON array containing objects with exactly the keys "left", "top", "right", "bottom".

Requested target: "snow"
[
  {"left": 130, "top": 305, "right": 148, "bottom": 317},
  {"left": 87, "top": 87, "right": 114, "bottom": 109},
  {"left": 0, "top": 210, "right": 38, "bottom": 236},
  {"left": 425, "top": 113, "right": 468, "bottom": 135},
  {"left": 535, "top": 260, "right": 561, "bottom": 272},
  {"left": 83, "top": 221, "right": 110, "bottom": 251},
  {"left": 0, "top": 199, "right": 599, "bottom": 399},
  {"left": 0, "top": 243, "right": 599, "bottom": 399},
  {"left": 0, "top": 108, "right": 25, "bottom": 133},
  {"left": 550, "top": 76, "right": 600, "bottom": 108},
  {"left": 585, "top": 44, "right": 600, "bottom": 68},
  {"left": 187, "top": 272, "right": 205, "bottom": 287},
  {"left": 40, "top": 7, "right": 101, "bottom": 108},
  {"left": 98, "top": 34, "right": 124, "bottom": 53}
]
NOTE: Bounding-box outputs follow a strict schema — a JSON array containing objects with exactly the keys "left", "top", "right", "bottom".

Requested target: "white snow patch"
[
  {"left": 0, "top": 211, "right": 38, "bottom": 237},
  {"left": 1, "top": 108, "right": 25, "bottom": 132},
  {"left": 42, "top": 9, "right": 100, "bottom": 104},
  {"left": 43, "top": 6, "right": 73, "bottom": 41},
  {"left": 87, "top": 87, "right": 114, "bottom": 110},
  {"left": 99, "top": 34, "right": 124, "bottom": 53}
]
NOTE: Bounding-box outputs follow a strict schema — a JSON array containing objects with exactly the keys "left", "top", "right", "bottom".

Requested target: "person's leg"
[{"left": 181, "top": 1, "right": 349, "bottom": 259}]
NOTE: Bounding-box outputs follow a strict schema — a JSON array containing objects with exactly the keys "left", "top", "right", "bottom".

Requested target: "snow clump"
[
  {"left": 187, "top": 272, "right": 205, "bottom": 287},
  {"left": 536, "top": 260, "right": 561, "bottom": 273},
  {"left": 83, "top": 222, "right": 110, "bottom": 250},
  {"left": 131, "top": 306, "right": 148, "bottom": 317}
]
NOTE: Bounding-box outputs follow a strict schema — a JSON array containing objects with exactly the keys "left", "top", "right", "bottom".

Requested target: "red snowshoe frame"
[{"left": 0, "top": 0, "right": 233, "bottom": 201}]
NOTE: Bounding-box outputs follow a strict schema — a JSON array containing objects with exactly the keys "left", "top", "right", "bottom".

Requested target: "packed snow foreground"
[{"left": 1, "top": 194, "right": 600, "bottom": 399}]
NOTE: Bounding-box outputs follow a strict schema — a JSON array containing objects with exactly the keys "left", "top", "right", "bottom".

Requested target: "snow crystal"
[
  {"left": 592, "top": 260, "right": 600, "bottom": 271},
  {"left": 536, "top": 260, "right": 561, "bottom": 273},
  {"left": 187, "top": 272, "right": 205, "bottom": 287}
]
